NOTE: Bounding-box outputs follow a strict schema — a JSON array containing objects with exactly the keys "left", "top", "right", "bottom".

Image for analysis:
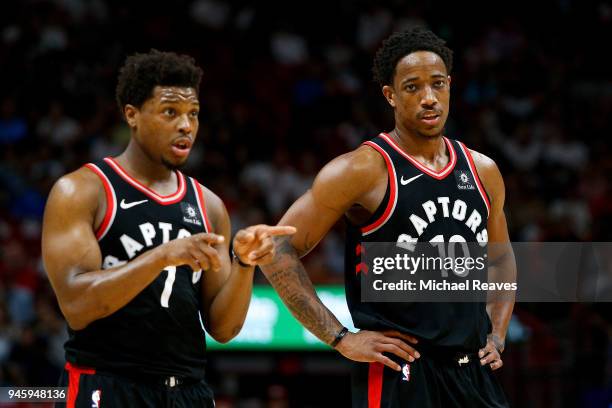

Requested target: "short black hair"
[
  {"left": 115, "top": 49, "right": 203, "bottom": 113},
  {"left": 373, "top": 27, "right": 453, "bottom": 87}
]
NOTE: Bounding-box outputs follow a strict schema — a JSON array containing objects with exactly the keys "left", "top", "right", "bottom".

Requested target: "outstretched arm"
[
  {"left": 200, "top": 186, "right": 296, "bottom": 343},
  {"left": 43, "top": 169, "right": 224, "bottom": 330},
  {"left": 261, "top": 147, "right": 420, "bottom": 371}
]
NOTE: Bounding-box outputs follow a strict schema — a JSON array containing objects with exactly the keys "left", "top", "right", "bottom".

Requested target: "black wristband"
[
  {"left": 330, "top": 327, "right": 349, "bottom": 348},
  {"left": 231, "top": 248, "right": 251, "bottom": 268}
]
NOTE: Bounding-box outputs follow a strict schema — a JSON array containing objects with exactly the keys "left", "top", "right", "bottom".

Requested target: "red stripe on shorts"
[
  {"left": 368, "top": 362, "right": 384, "bottom": 408},
  {"left": 65, "top": 362, "right": 96, "bottom": 408}
]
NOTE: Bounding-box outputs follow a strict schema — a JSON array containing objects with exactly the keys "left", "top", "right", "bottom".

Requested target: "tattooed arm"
[
  {"left": 264, "top": 235, "right": 344, "bottom": 344},
  {"left": 261, "top": 147, "right": 420, "bottom": 371}
]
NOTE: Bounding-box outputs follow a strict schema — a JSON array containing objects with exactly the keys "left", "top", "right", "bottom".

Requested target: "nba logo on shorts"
[
  {"left": 91, "top": 390, "right": 101, "bottom": 408},
  {"left": 401, "top": 363, "right": 410, "bottom": 382}
]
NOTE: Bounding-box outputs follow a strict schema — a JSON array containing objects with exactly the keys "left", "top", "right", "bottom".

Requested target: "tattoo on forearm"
[{"left": 261, "top": 236, "right": 341, "bottom": 344}]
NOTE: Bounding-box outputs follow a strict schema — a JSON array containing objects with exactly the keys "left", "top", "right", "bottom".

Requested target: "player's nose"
[
  {"left": 177, "top": 113, "right": 192, "bottom": 135},
  {"left": 420, "top": 86, "right": 438, "bottom": 108}
]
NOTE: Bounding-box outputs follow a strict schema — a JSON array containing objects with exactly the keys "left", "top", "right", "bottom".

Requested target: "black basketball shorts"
[
  {"left": 351, "top": 351, "right": 509, "bottom": 408},
  {"left": 55, "top": 362, "right": 215, "bottom": 408}
]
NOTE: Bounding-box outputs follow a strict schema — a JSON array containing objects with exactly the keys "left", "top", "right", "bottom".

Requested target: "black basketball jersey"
[
  {"left": 345, "top": 133, "right": 492, "bottom": 351},
  {"left": 64, "top": 157, "right": 213, "bottom": 379}
]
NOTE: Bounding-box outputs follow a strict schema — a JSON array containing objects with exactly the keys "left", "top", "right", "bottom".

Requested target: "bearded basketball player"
[{"left": 42, "top": 50, "right": 295, "bottom": 407}]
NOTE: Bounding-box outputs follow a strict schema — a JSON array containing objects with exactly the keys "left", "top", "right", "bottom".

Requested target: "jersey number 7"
[{"left": 160, "top": 266, "right": 202, "bottom": 308}]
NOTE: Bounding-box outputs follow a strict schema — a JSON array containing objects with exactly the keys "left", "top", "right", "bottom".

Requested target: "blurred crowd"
[{"left": 0, "top": 0, "right": 611, "bottom": 406}]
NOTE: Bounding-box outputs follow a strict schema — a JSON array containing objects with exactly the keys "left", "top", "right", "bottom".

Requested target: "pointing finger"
[
  {"left": 265, "top": 226, "right": 298, "bottom": 237},
  {"left": 196, "top": 233, "right": 225, "bottom": 244}
]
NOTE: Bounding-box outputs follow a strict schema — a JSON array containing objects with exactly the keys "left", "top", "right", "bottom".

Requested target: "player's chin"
[
  {"left": 418, "top": 126, "right": 444, "bottom": 138},
  {"left": 161, "top": 155, "right": 188, "bottom": 170}
]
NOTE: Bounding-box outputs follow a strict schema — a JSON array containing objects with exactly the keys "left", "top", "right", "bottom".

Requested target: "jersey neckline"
[
  {"left": 379, "top": 133, "right": 457, "bottom": 180},
  {"left": 104, "top": 157, "right": 187, "bottom": 205}
]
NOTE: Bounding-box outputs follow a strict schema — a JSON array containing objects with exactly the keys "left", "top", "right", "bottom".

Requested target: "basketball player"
[
  {"left": 261, "top": 28, "right": 515, "bottom": 407},
  {"left": 42, "top": 50, "right": 295, "bottom": 407}
]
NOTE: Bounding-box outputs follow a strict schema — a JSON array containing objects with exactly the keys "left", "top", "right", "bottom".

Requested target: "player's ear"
[
  {"left": 447, "top": 75, "right": 452, "bottom": 87},
  {"left": 124, "top": 104, "right": 138, "bottom": 128},
  {"left": 382, "top": 85, "right": 396, "bottom": 108}
]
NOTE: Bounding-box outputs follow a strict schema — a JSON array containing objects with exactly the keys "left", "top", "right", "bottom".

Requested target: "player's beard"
[
  {"left": 162, "top": 157, "right": 186, "bottom": 171},
  {"left": 415, "top": 127, "right": 444, "bottom": 139}
]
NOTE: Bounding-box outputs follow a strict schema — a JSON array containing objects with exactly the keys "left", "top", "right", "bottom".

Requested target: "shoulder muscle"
[
  {"left": 199, "top": 184, "right": 230, "bottom": 239},
  {"left": 311, "top": 144, "right": 387, "bottom": 213},
  {"left": 468, "top": 148, "right": 505, "bottom": 210}
]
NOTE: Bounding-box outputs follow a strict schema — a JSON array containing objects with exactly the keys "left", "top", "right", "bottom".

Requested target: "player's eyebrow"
[
  {"left": 401, "top": 73, "right": 447, "bottom": 86},
  {"left": 159, "top": 96, "right": 199, "bottom": 105},
  {"left": 401, "top": 76, "right": 420, "bottom": 85}
]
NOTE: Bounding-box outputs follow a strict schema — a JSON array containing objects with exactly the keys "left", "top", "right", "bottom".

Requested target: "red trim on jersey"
[
  {"left": 356, "top": 262, "right": 368, "bottom": 275},
  {"left": 84, "top": 164, "right": 117, "bottom": 240},
  {"left": 368, "top": 362, "right": 384, "bottom": 408},
  {"left": 379, "top": 133, "right": 457, "bottom": 180},
  {"left": 104, "top": 157, "right": 186, "bottom": 205},
  {"left": 458, "top": 142, "right": 491, "bottom": 217},
  {"left": 192, "top": 178, "right": 212, "bottom": 233},
  {"left": 361, "top": 141, "right": 398, "bottom": 236},
  {"left": 65, "top": 362, "right": 96, "bottom": 408}
]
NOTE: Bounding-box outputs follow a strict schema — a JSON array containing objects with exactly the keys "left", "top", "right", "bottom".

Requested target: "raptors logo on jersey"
[
  {"left": 64, "top": 157, "right": 212, "bottom": 380},
  {"left": 345, "top": 133, "right": 492, "bottom": 351}
]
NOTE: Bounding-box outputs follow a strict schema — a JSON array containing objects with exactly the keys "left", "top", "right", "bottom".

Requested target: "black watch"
[
  {"left": 232, "top": 248, "right": 251, "bottom": 267},
  {"left": 331, "top": 327, "right": 349, "bottom": 348}
]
